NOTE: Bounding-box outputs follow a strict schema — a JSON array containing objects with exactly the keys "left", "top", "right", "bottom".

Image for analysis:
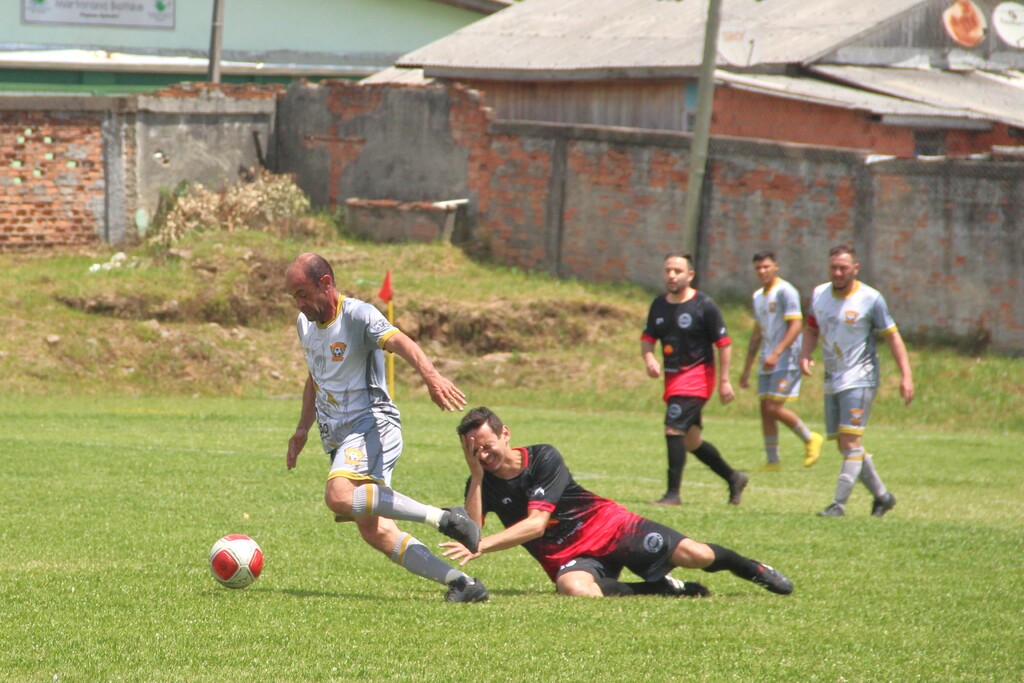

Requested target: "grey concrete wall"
[
  {"left": 273, "top": 80, "right": 474, "bottom": 217},
  {"left": 132, "top": 89, "right": 277, "bottom": 236}
]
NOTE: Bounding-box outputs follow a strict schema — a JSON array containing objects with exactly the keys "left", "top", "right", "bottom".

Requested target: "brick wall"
[
  {"left": 0, "top": 84, "right": 279, "bottom": 252},
  {"left": 0, "top": 109, "right": 107, "bottom": 251},
  {"left": 712, "top": 86, "right": 1021, "bottom": 157},
  {"left": 275, "top": 80, "right": 1024, "bottom": 352}
]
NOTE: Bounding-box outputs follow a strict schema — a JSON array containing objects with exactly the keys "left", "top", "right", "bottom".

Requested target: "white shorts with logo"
[
  {"left": 757, "top": 368, "right": 802, "bottom": 401},
  {"left": 824, "top": 387, "right": 876, "bottom": 438},
  {"left": 326, "top": 419, "right": 402, "bottom": 487}
]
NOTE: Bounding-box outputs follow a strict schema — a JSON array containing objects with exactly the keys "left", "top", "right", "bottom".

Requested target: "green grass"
[
  {"left": 1, "top": 396, "right": 1021, "bottom": 682},
  {"left": 1, "top": 231, "right": 1023, "bottom": 681}
]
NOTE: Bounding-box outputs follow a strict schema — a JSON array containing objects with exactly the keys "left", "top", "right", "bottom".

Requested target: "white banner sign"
[{"left": 22, "top": 0, "right": 175, "bottom": 30}]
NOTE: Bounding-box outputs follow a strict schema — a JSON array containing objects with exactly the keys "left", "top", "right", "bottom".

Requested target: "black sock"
[
  {"left": 703, "top": 543, "right": 760, "bottom": 581},
  {"left": 691, "top": 441, "right": 735, "bottom": 481},
  {"left": 666, "top": 435, "right": 687, "bottom": 494},
  {"left": 595, "top": 577, "right": 686, "bottom": 597},
  {"left": 595, "top": 578, "right": 636, "bottom": 596}
]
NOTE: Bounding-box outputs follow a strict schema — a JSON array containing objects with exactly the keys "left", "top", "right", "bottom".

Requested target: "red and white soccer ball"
[{"left": 209, "top": 534, "right": 264, "bottom": 589}]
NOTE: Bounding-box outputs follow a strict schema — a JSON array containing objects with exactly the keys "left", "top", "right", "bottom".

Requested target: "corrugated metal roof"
[
  {"left": 717, "top": 69, "right": 989, "bottom": 122},
  {"left": 398, "top": 0, "right": 931, "bottom": 79},
  {"left": 810, "top": 65, "right": 1024, "bottom": 128}
]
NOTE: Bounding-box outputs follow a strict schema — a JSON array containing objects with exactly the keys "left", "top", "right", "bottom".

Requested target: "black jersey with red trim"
[
  {"left": 641, "top": 290, "right": 731, "bottom": 400},
  {"left": 476, "top": 444, "right": 639, "bottom": 581}
]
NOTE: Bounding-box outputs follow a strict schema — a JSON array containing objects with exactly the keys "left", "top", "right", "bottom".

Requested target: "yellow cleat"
[{"left": 804, "top": 432, "right": 824, "bottom": 468}]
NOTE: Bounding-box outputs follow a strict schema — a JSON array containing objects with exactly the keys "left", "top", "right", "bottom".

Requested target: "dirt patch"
[
  {"left": 396, "top": 298, "right": 635, "bottom": 355},
  {"left": 57, "top": 256, "right": 295, "bottom": 329}
]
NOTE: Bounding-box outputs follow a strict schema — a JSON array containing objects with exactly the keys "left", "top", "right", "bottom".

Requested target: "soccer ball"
[{"left": 208, "top": 534, "right": 264, "bottom": 589}]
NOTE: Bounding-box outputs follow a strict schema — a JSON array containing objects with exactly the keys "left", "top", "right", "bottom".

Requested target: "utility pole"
[
  {"left": 208, "top": 0, "right": 225, "bottom": 83},
  {"left": 680, "top": 0, "right": 724, "bottom": 259}
]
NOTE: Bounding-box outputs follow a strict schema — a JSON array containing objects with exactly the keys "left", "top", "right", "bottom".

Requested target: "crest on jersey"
[
  {"left": 643, "top": 532, "right": 665, "bottom": 554},
  {"left": 844, "top": 310, "right": 859, "bottom": 324},
  {"left": 530, "top": 486, "right": 546, "bottom": 498},
  {"left": 330, "top": 342, "right": 346, "bottom": 362},
  {"left": 677, "top": 313, "right": 693, "bottom": 328},
  {"left": 768, "top": 302, "right": 777, "bottom": 313},
  {"left": 344, "top": 447, "right": 363, "bottom": 465}
]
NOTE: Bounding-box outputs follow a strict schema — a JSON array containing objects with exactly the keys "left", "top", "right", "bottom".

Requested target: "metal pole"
[
  {"left": 681, "top": 0, "right": 723, "bottom": 258},
  {"left": 208, "top": 0, "right": 225, "bottom": 83}
]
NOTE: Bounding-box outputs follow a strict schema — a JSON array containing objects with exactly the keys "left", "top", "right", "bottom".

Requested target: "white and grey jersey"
[
  {"left": 296, "top": 294, "right": 401, "bottom": 452},
  {"left": 808, "top": 280, "right": 897, "bottom": 394},
  {"left": 752, "top": 277, "right": 803, "bottom": 374}
]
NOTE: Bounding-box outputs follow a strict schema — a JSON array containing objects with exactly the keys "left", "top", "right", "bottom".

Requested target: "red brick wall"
[
  {"left": 0, "top": 110, "right": 106, "bottom": 251},
  {"left": 712, "top": 86, "right": 1021, "bottom": 157},
  {"left": 276, "top": 80, "right": 1024, "bottom": 351}
]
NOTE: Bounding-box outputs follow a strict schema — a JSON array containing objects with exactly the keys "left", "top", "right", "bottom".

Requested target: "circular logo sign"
[
  {"left": 943, "top": 0, "right": 987, "bottom": 48},
  {"left": 643, "top": 532, "right": 665, "bottom": 554},
  {"left": 994, "top": 2, "right": 1024, "bottom": 47}
]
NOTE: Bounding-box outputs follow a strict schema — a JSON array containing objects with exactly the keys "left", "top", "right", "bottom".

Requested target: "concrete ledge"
[{"left": 344, "top": 198, "right": 468, "bottom": 243}]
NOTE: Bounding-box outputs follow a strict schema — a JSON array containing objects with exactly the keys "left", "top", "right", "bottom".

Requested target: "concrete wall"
[
  {"left": 276, "top": 80, "right": 1024, "bottom": 352},
  {"left": 273, "top": 79, "right": 482, "bottom": 215},
  {"left": 0, "top": 84, "right": 279, "bottom": 250}
]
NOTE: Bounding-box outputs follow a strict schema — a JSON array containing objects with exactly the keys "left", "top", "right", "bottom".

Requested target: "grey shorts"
[
  {"left": 824, "top": 386, "right": 876, "bottom": 438},
  {"left": 326, "top": 419, "right": 402, "bottom": 487},
  {"left": 757, "top": 368, "right": 802, "bottom": 401}
]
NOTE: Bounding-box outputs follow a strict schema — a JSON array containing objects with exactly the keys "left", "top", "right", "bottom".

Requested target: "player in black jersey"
[
  {"left": 641, "top": 253, "right": 748, "bottom": 506},
  {"left": 440, "top": 407, "right": 794, "bottom": 599}
]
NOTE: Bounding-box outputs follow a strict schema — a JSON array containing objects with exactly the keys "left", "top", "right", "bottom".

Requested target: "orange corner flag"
[{"left": 378, "top": 270, "right": 393, "bottom": 303}]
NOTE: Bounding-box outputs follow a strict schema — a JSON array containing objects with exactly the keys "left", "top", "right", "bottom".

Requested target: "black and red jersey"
[
  {"left": 476, "top": 444, "right": 640, "bottom": 581},
  {"left": 641, "top": 290, "right": 730, "bottom": 401}
]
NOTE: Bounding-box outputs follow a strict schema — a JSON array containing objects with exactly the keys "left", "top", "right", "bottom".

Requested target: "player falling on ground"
[
  {"left": 284, "top": 252, "right": 488, "bottom": 602},
  {"left": 800, "top": 244, "right": 914, "bottom": 517},
  {"left": 441, "top": 407, "right": 794, "bottom": 599},
  {"left": 739, "top": 250, "right": 823, "bottom": 471}
]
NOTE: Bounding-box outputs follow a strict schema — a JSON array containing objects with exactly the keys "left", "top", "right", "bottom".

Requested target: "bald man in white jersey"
[
  {"left": 284, "top": 252, "right": 488, "bottom": 602},
  {"left": 800, "top": 244, "right": 914, "bottom": 517}
]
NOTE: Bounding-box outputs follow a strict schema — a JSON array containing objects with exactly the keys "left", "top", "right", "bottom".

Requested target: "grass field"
[
  {"left": 2, "top": 395, "right": 1021, "bottom": 682},
  {"left": 1, "top": 231, "right": 1022, "bottom": 681}
]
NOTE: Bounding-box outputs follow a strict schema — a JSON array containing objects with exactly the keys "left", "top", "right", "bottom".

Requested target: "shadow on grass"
[{"left": 269, "top": 587, "right": 540, "bottom": 600}]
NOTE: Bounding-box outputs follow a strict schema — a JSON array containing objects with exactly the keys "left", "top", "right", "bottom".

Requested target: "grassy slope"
[{"left": 2, "top": 229, "right": 1022, "bottom": 431}]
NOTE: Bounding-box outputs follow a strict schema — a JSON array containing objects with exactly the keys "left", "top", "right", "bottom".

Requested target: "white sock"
[
  {"left": 859, "top": 453, "right": 887, "bottom": 498},
  {"left": 790, "top": 420, "right": 812, "bottom": 443},
  {"left": 351, "top": 484, "right": 444, "bottom": 527},
  {"left": 391, "top": 533, "right": 464, "bottom": 585},
  {"left": 833, "top": 448, "right": 865, "bottom": 505}
]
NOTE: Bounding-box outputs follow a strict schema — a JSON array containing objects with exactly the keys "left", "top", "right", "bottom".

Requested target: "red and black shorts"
[
  {"left": 555, "top": 516, "right": 686, "bottom": 583},
  {"left": 664, "top": 396, "right": 706, "bottom": 433}
]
